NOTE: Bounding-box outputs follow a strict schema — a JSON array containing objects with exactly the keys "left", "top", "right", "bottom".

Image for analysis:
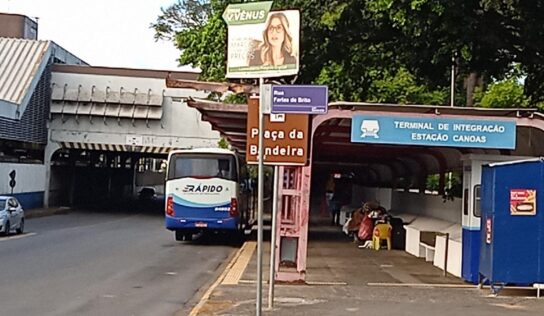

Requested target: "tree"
[
  {"left": 367, "top": 67, "right": 448, "bottom": 105},
  {"left": 475, "top": 78, "right": 529, "bottom": 108},
  {"left": 153, "top": 0, "right": 544, "bottom": 106},
  {"left": 218, "top": 137, "right": 230, "bottom": 149},
  {"left": 152, "top": 0, "right": 226, "bottom": 81},
  {"left": 152, "top": 0, "right": 212, "bottom": 42}
]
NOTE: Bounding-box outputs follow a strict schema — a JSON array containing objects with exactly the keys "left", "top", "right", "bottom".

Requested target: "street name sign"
[{"left": 271, "top": 85, "right": 328, "bottom": 114}]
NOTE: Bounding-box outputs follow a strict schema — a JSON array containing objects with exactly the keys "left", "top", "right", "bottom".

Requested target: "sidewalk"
[
  {"left": 25, "top": 206, "right": 71, "bottom": 219},
  {"left": 191, "top": 223, "right": 544, "bottom": 316}
]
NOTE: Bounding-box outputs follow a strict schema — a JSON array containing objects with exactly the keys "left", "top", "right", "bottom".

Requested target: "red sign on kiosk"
[
  {"left": 510, "top": 189, "right": 537, "bottom": 215},
  {"left": 485, "top": 218, "right": 492, "bottom": 244}
]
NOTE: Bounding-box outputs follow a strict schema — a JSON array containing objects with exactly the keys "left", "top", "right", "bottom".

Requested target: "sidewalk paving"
[
  {"left": 193, "top": 223, "right": 544, "bottom": 316},
  {"left": 25, "top": 206, "right": 71, "bottom": 219}
]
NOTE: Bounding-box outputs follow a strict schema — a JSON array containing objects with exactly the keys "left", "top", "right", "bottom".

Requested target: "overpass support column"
[{"left": 44, "top": 141, "right": 61, "bottom": 208}]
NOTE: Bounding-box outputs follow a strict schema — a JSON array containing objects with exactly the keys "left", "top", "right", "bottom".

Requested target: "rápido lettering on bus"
[{"left": 183, "top": 184, "right": 224, "bottom": 193}]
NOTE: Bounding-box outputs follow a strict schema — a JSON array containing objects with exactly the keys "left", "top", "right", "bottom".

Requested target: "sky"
[{"left": 0, "top": 0, "right": 197, "bottom": 72}]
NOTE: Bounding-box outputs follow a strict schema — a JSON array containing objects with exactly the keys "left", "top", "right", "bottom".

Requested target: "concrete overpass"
[{"left": 44, "top": 65, "right": 220, "bottom": 207}]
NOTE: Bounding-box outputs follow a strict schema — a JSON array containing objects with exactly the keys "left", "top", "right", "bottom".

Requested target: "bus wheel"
[
  {"left": 230, "top": 230, "right": 245, "bottom": 246},
  {"left": 175, "top": 230, "right": 185, "bottom": 241}
]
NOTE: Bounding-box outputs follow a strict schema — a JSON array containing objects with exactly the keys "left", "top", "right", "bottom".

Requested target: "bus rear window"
[{"left": 168, "top": 154, "right": 237, "bottom": 181}]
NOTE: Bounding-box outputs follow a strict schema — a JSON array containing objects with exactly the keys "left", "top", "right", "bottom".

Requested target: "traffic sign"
[
  {"left": 8, "top": 170, "right": 16, "bottom": 191},
  {"left": 246, "top": 97, "right": 309, "bottom": 165},
  {"left": 271, "top": 85, "right": 328, "bottom": 114}
]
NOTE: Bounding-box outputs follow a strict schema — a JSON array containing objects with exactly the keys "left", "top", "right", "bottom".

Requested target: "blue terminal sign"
[
  {"left": 351, "top": 115, "right": 517, "bottom": 149},
  {"left": 271, "top": 85, "right": 328, "bottom": 114}
]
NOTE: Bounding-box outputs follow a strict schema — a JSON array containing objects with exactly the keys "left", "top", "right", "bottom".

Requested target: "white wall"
[
  {"left": 434, "top": 237, "right": 462, "bottom": 277},
  {"left": 354, "top": 185, "right": 461, "bottom": 223},
  {"left": 352, "top": 185, "right": 392, "bottom": 210},
  {"left": 0, "top": 163, "right": 45, "bottom": 194},
  {"left": 391, "top": 191, "right": 462, "bottom": 224}
]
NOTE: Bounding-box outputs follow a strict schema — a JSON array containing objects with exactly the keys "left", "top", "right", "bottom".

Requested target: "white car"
[{"left": 0, "top": 196, "right": 24, "bottom": 236}]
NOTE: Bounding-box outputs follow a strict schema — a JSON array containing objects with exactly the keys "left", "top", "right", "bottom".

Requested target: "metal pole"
[
  {"left": 450, "top": 52, "right": 456, "bottom": 107},
  {"left": 256, "top": 77, "right": 265, "bottom": 316},
  {"left": 444, "top": 233, "right": 450, "bottom": 277},
  {"left": 268, "top": 165, "right": 279, "bottom": 309}
]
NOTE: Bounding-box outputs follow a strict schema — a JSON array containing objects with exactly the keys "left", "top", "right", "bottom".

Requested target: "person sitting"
[
  {"left": 374, "top": 206, "right": 391, "bottom": 225},
  {"left": 357, "top": 209, "right": 375, "bottom": 248},
  {"left": 346, "top": 206, "right": 364, "bottom": 241}
]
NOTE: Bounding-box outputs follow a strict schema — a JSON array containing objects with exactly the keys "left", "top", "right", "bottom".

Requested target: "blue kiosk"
[{"left": 479, "top": 158, "right": 544, "bottom": 287}]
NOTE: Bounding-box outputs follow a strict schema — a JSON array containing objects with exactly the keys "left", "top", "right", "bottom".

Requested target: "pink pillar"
[{"left": 274, "top": 165, "right": 309, "bottom": 282}]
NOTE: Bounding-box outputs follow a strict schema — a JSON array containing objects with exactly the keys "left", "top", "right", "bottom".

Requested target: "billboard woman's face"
[{"left": 267, "top": 17, "right": 285, "bottom": 48}]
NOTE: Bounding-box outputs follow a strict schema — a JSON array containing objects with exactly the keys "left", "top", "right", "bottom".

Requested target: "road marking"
[
  {"left": 0, "top": 232, "right": 36, "bottom": 242},
  {"left": 367, "top": 282, "right": 475, "bottom": 288},
  {"left": 239, "top": 279, "right": 347, "bottom": 286},
  {"left": 222, "top": 241, "right": 256, "bottom": 285},
  {"left": 188, "top": 241, "right": 253, "bottom": 316}
]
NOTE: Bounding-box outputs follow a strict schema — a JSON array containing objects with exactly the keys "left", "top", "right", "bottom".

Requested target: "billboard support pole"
[
  {"left": 256, "top": 77, "right": 265, "bottom": 316},
  {"left": 268, "top": 165, "right": 279, "bottom": 309}
]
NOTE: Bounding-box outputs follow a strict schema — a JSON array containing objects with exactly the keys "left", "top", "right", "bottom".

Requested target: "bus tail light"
[
  {"left": 166, "top": 196, "right": 174, "bottom": 216},
  {"left": 229, "top": 198, "right": 239, "bottom": 217}
]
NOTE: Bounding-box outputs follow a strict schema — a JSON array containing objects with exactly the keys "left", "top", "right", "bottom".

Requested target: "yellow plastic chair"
[{"left": 373, "top": 223, "right": 392, "bottom": 250}]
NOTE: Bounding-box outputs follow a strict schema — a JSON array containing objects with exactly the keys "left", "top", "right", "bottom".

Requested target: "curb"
[
  {"left": 26, "top": 207, "right": 72, "bottom": 219},
  {"left": 187, "top": 241, "right": 250, "bottom": 316}
]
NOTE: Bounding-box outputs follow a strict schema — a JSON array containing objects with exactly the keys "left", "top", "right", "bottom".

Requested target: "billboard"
[{"left": 224, "top": 8, "right": 300, "bottom": 78}]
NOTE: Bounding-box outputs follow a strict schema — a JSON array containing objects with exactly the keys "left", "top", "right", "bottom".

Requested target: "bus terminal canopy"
[{"left": 187, "top": 96, "right": 544, "bottom": 190}]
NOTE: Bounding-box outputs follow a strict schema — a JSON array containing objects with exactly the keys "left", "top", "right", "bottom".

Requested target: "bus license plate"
[{"left": 195, "top": 222, "right": 207, "bottom": 228}]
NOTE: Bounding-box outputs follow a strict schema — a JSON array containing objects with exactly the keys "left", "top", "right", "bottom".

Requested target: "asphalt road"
[{"left": 0, "top": 210, "right": 237, "bottom": 316}]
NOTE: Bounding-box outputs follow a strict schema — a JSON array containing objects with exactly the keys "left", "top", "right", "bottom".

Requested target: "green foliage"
[
  {"left": 473, "top": 66, "right": 530, "bottom": 108},
  {"left": 245, "top": 165, "right": 272, "bottom": 180},
  {"left": 152, "top": 0, "right": 226, "bottom": 80},
  {"left": 153, "top": 0, "right": 544, "bottom": 106},
  {"left": 426, "top": 174, "right": 439, "bottom": 192},
  {"left": 477, "top": 78, "right": 530, "bottom": 108},
  {"left": 426, "top": 172, "right": 462, "bottom": 201},
  {"left": 151, "top": 0, "right": 212, "bottom": 41},
  {"left": 367, "top": 68, "right": 448, "bottom": 105},
  {"left": 217, "top": 137, "right": 230, "bottom": 149},
  {"left": 223, "top": 93, "right": 247, "bottom": 104},
  {"left": 175, "top": 12, "right": 227, "bottom": 80},
  {"left": 320, "top": 3, "right": 348, "bottom": 30}
]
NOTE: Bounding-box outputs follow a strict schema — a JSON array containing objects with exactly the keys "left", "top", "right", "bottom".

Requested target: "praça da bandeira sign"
[
  {"left": 351, "top": 115, "right": 517, "bottom": 149},
  {"left": 246, "top": 97, "right": 309, "bottom": 165}
]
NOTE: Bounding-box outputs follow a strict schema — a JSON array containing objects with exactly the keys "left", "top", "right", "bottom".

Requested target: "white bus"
[{"left": 164, "top": 148, "right": 251, "bottom": 241}]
